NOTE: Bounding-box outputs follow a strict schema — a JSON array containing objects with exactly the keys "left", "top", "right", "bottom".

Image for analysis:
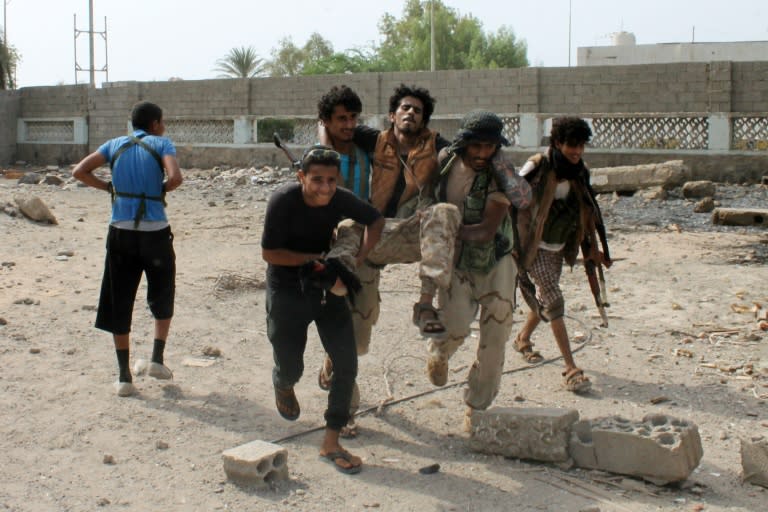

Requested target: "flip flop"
[
  {"left": 319, "top": 450, "right": 362, "bottom": 475},
  {"left": 274, "top": 386, "right": 300, "bottom": 421}
]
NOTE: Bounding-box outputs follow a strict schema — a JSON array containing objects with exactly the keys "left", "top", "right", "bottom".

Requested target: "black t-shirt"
[{"left": 261, "top": 182, "right": 381, "bottom": 289}]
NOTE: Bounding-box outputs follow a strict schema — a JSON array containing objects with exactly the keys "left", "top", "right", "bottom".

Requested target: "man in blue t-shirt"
[
  {"left": 317, "top": 85, "right": 371, "bottom": 200},
  {"left": 73, "top": 101, "right": 183, "bottom": 397}
]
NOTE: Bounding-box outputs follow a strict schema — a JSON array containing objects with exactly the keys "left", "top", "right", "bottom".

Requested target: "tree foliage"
[
  {"left": 377, "top": 0, "right": 528, "bottom": 71},
  {"left": 213, "top": 46, "right": 265, "bottom": 78},
  {"left": 0, "top": 33, "right": 18, "bottom": 89},
  {"left": 262, "top": 32, "right": 392, "bottom": 77},
  {"left": 222, "top": 1, "right": 528, "bottom": 78}
]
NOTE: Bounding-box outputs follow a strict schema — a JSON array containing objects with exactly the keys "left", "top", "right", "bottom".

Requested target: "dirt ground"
[{"left": 1, "top": 166, "right": 766, "bottom": 512}]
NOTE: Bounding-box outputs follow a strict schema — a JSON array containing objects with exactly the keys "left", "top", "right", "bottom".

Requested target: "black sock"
[
  {"left": 151, "top": 339, "right": 166, "bottom": 365},
  {"left": 116, "top": 349, "right": 131, "bottom": 383}
]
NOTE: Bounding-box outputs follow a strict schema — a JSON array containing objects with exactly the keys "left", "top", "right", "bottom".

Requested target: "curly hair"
[
  {"left": 317, "top": 85, "right": 362, "bottom": 120},
  {"left": 550, "top": 117, "right": 592, "bottom": 147},
  {"left": 388, "top": 83, "right": 436, "bottom": 125}
]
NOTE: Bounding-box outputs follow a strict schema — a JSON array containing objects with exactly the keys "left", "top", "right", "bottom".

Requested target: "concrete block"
[
  {"left": 682, "top": 180, "right": 716, "bottom": 199},
  {"left": 222, "top": 440, "right": 288, "bottom": 485},
  {"left": 569, "top": 414, "right": 703, "bottom": 485},
  {"left": 468, "top": 407, "right": 579, "bottom": 462},
  {"left": 590, "top": 160, "right": 691, "bottom": 193},
  {"left": 741, "top": 436, "right": 768, "bottom": 488},
  {"left": 711, "top": 207, "right": 768, "bottom": 227}
]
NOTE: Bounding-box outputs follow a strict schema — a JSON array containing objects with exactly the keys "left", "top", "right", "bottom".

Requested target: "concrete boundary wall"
[
  {"left": 2, "top": 62, "right": 768, "bottom": 177},
  {"left": 0, "top": 91, "right": 20, "bottom": 165}
]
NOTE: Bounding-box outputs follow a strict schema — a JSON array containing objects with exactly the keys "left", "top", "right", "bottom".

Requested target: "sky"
[{"left": 4, "top": 0, "right": 767, "bottom": 88}]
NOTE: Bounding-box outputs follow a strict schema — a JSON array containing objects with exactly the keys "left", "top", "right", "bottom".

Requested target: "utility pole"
[
  {"left": 88, "top": 0, "right": 95, "bottom": 86},
  {"left": 430, "top": 0, "right": 435, "bottom": 71},
  {"left": 74, "top": 1, "right": 108, "bottom": 87},
  {"left": 568, "top": 0, "right": 573, "bottom": 67}
]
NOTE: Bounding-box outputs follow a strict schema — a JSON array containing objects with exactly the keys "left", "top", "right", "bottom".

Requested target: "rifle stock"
[
  {"left": 582, "top": 236, "right": 609, "bottom": 327},
  {"left": 273, "top": 133, "right": 300, "bottom": 169}
]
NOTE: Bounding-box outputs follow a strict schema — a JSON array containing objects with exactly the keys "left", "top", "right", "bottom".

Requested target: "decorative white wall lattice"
[
  {"left": 500, "top": 116, "right": 521, "bottom": 146},
  {"left": 290, "top": 120, "right": 321, "bottom": 145},
  {"left": 732, "top": 116, "right": 768, "bottom": 151},
  {"left": 165, "top": 120, "right": 234, "bottom": 144},
  {"left": 26, "top": 121, "right": 74, "bottom": 142},
  {"left": 590, "top": 116, "right": 709, "bottom": 150}
]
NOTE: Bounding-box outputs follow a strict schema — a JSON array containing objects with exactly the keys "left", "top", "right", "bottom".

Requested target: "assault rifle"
[{"left": 581, "top": 185, "right": 613, "bottom": 327}]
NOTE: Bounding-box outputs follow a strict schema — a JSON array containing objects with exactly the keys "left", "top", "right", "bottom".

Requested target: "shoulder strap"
[
  {"left": 436, "top": 150, "right": 458, "bottom": 203},
  {"left": 110, "top": 133, "right": 165, "bottom": 172}
]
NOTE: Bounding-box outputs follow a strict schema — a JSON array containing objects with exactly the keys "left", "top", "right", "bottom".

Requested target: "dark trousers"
[
  {"left": 95, "top": 226, "right": 175, "bottom": 334},
  {"left": 266, "top": 285, "right": 357, "bottom": 430}
]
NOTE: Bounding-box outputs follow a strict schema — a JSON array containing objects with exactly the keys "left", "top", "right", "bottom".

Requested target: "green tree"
[
  {"left": 0, "top": 33, "right": 18, "bottom": 89},
  {"left": 266, "top": 32, "right": 368, "bottom": 76},
  {"left": 377, "top": 0, "right": 528, "bottom": 71},
  {"left": 263, "top": 1, "right": 528, "bottom": 76},
  {"left": 264, "top": 37, "right": 308, "bottom": 77},
  {"left": 213, "top": 46, "right": 265, "bottom": 78},
  {"left": 301, "top": 45, "right": 384, "bottom": 75}
]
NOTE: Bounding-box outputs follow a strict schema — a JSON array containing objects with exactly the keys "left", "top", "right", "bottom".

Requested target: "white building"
[{"left": 578, "top": 32, "right": 768, "bottom": 66}]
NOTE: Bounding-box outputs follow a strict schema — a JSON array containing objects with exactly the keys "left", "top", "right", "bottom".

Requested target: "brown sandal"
[
  {"left": 563, "top": 368, "right": 592, "bottom": 393},
  {"left": 412, "top": 302, "right": 446, "bottom": 338},
  {"left": 514, "top": 334, "right": 544, "bottom": 364},
  {"left": 274, "top": 386, "right": 300, "bottom": 421}
]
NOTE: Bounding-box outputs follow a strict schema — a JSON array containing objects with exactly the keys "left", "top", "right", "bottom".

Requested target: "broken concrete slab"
[
  {"left": 569, "top": 414, "right": 703, "bottom": 485},
  {"left": 741, "top": 436, "right": 768, "bottom": 488},
  {"left": 14, "top": 196, "right": 58, "bottom": 224},
  {"left": 682, "top": 180, "right": 716, "bottom": 199},
  {"left": 590, "top": 160, "right": 690, "bottom": 193},
  {"left": 711, "top": 208, "right": 768, "bottom": 227},
  {"left": 18, "top": 172, "right": 43, "bottom": 185},
  {"left": 467, "top": 407, "right": 579, "bottom": 462},
  {"left": 693, "top": 197, "right": 715, "bottom": 213},
  {"left": 222, "top": 440, "right": 288, "bottom": 485}
]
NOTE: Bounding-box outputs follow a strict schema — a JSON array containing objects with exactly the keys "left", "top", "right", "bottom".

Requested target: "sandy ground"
[{"left": 0, "top": 167, "right": 767, "bottom": 512}]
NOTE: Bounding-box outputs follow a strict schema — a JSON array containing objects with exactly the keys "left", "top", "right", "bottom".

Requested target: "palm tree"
[{"left": 213, "top": 46, "right": 264, "bottom": 78}]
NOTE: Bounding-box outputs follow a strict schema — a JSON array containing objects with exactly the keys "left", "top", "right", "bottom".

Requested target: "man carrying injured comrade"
[
  {"left": 317, "top": 85, "right": 462, "bottom": 427},
  {"left": 425, "top": 110, "right": 531, "bottom": 430}
]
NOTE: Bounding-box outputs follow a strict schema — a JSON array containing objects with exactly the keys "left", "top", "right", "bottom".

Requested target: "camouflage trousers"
[
  {"left": 326, "top": 202, "right": 461, "bottom": 356},
  {"left": 428, "top": 254, "right": 518, "bottom": 410}
]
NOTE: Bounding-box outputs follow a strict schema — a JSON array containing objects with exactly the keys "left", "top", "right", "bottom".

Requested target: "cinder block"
[
  {"left": 222, "top": 440, "right": 288, "bottom": 485},
  {"left": 741, "top": 436, "right": 768, "bottom": 488},
  {"left": 569, "top": 414, "right": 703, "bottom": 485},
  {"left": 468, "top": 407, "right": 579, "bottom": 462}
]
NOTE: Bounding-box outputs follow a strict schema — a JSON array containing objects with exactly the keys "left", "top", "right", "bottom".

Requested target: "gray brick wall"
[
  {"left": 0, "top": 91, "right": 20, "bottom": 165},
  {"left": 8, "top": 62, "right": 768, "bottom": 169}
]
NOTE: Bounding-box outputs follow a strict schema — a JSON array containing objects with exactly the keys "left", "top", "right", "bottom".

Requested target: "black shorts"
[{"left": 95, "top": 226, "right": 175, "bottom": 335}]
